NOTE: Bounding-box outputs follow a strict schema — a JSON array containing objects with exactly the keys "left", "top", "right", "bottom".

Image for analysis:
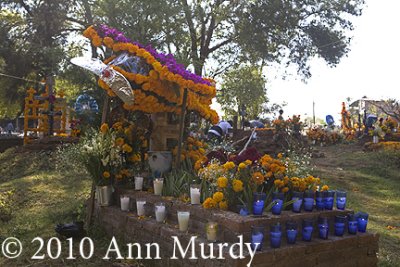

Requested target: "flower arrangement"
[
  {"left": 74, "top": 125, "right": 124, "bottom": 186},
  {"left": 173, "top": 136, "right": 208, "bottom": 164},
  {"left": 82, "top": 25, "right": 219, "bottom": 124},
  {"left": 197, "top": 152, "right": 329, "bottom": 212}
]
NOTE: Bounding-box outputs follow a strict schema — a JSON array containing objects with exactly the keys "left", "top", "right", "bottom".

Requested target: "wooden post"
[
  {"left": 176, "top": 88, "right": 188, "bottom": 169},
  {"left": 47, "top": 75, "right": 55, "bottom": 136},
  {"left": 86, "top": 94, "right": 110, "bottom": 228}
]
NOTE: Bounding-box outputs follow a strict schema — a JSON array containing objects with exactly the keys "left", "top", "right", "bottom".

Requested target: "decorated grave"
[{"left": 73, "top": 25, "right": 378, "bottom": 267}]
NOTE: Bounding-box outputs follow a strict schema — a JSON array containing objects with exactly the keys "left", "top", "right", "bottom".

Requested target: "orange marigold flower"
[
  {"left": 100, "top": 123, "right": 109, "bottom": 133},
  {"left": 282, "top": 187, "right": 289, "bottom": 193},
  {"left": 217, "top": 176, "right": 228, "bottom": 188},
  {"left": 212, "top": 192, "right": 224, "bottom": 203},
  {"left": 219, "top": 200, "right": 228, "bottom": 210},
  {"left": 203, "top": 197, "right": 217, "bottom": 209},
  {"left": 232, "top": 179, "right": 243, "bottom": 192},
  {"left": 321, "top": 185, "right": 329, "bottom": 191},
  {"left": 122, "top": 144, "right": 133, "bottom": 153},
  {"left": 102, "top": 171, "right": 110, "bottom": 178},
  {"left": 238, "top": 163, "right": 247, "bottom": 170},
  {"left": 252, "top": 172, "right": 265, "bottom": 185},
  {"left": 115, "top": 137, "right": 125, "bottom": 146}
]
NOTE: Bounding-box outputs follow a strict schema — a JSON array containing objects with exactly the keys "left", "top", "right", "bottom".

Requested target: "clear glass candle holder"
[
  {"left": 292, "top": 191, "right": 303, "bottom": 213},
  {"left": 271, "top": 192, "right": 284, "bottom": 215},
  {"left": 155, "top": 202, "right": 166, "bottom": 223},
  {"left": 153, "top": 178, "right": 164, "bottom": 196},
  {"left": 336, "top": 191, "right": 347, "bottom": 210},
  {"left": 177, "top": 211, "right": 190, "bottom": 232},
  {"left": 302, "top": 219, "right": 314, "bottom": 242},
  {"left": 206, "top": 222, "right": 218, "bottom": 242},
  {"left": 120, "top": 195, "right": 130, "bottom": 212},
  {"left": 286, "top": 221, "right": 298, "bottom": 244},
  {"left": 134, "top": 176, "right": 144, "bottom": 191},
  {"left": 136, "top": 199, "right": 146, "bottom": 216},
  {"left": 190, "top": 184, "right": 201, "bottom": 205}
]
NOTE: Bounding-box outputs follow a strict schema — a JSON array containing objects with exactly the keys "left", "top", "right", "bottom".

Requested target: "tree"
[
  {"left": 372, "top": 99, "right": 400, "bottom": 123},
  {"left": 219, "top": 65, "right": 267, "bottom": 119}
]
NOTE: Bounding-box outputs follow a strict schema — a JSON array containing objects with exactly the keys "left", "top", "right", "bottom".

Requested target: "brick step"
[{"left": 94, "top": 203, "right": 379, "bottom": 267}]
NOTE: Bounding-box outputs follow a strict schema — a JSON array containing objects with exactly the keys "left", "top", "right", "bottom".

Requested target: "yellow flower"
[
  {"left": 115, "top": 174, "right": 123, "bottom": 180},
  {"left": 203, "top": 197, "right": 217, "bottom": 209},
  {"left": 122, "top": 144, "right": 133, "bottom": 153},
  {"left": 321, "top": 185, "right": 329, "bottom": 191},
  {"left": 223, "top": 161, "right": 235, "bottom": 170},
  {"left": 252, "top": 172, "right": 265, "bottom": 185},
  {"left": 217, "top": 176, "right": 228, "bottom": 188},
  {"left": 244, "top": 160, "right": 252, "bottom": 165},
  {"left": 100, "top": 123, "right": 109, "bottom": 133},
  {"left": 238, "top": 163, "right": 246, "bottom": 170},
  {"left": 232, "top": 179, "right": 243, "bottom": 192},
  {"left": 115, "top": 137, "right": 125, "bottom": 146},
  {"left": 103, "top": 171, "right": 110, "bottom": 178},
  {"left": 219, "top": 200, "right": 228, "bottom": 210},
  {"left": 277, "top": 153, "right": 283, "bottom": 159},
  {"left": 282, "top": 187, "right": 289, "bottom": 193},
  {"left": 129, "top": 154, "right": 141, "bottom": 162},
  {"left": 212, "top": 192, "right": 224, "bottom": 203}
]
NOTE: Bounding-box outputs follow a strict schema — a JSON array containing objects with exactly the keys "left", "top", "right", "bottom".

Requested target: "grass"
[
  {"left": 0, "top": 148, "right": 141, "bottom": 266},
  {"left": 312, "top": 144, "right": 400, "bottom": 267}
]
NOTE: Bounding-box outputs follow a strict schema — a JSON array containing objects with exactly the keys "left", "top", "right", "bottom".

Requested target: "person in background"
[
  {"left": 6, "top": 122, "right": 14, "bottom": 136},
  {"left": 249, "top": 117, "right": 265, "bottom": 128},
  {"left": 207, "top": 120, "right": 232, "bottom": 142}
]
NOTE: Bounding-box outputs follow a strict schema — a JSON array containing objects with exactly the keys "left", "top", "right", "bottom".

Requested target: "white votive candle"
[
  {"left": 178, "top": 211, "right": 190, "bottom": 232},
  {"left": 136, "top": 200, "right": 146, "bottom": 216},
  {"left": 135, "top": 176, "right": 144, "bottom": 190},
  {"left": 154, "top": 178, "right": 164, "bottom": 196},
  {"left": 120, "top": 196, "right": 130, "bottom": 211},
  {"left": 206, "top": 222, "right": 218, "bottom": 242},
  {"left": 155, "top": 203, "right": 166, "bottom": 223},
  {"left": 190, "top": 185, "right": 201, "bottom": 205}
]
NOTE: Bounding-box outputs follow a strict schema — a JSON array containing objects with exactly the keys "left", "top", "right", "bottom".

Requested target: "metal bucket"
[{"left": 96, "top": 185, "right": 113, "bottom": 206}]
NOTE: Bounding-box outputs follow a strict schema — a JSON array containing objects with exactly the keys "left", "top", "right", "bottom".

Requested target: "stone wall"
[{"left": 93, "top": 189, "right": 379, "bottom": 267}]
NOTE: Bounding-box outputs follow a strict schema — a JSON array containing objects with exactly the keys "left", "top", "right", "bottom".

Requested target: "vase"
[{"left": 96, "top": 185, "right": 113, "bottom": 206}]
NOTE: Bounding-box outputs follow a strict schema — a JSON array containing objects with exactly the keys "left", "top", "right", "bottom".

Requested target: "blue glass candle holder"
[
  {"left": 302, "top": 219, "right": 314, "bottom": 242},
  {"left": 237, "top": 204, "right": 249, "bottom": 216},
  {"left": 292, "top": 191, "right": 303, "bottom": 213},
  {"left": 316, "top": 191, "right": 325, "bottom": 210},
  {"left": 270, "top": 224, "right": 282, "bottom": 248},
  {"left": 318, "top": 217, "right": 329, "bottom": 239},
  {"left": 252, "top": 192, "right": 267, "bottom": 215},
  {"left": 334, "top": 215, "right": 346, "bottom": 236},
  {"left": 303, "top": 190, "right": 315, "bottom": 212},
  {"left": 286, "top": 221, "right": 298, "bottom": 244},
  {"left": 348, "top": 214, "right": 358, "bottom": 235},
  {"left": 336, "top": 191, "right": 347, "bottom": 210},
  {"left": 271, "top": 192, "right": 284, "bottom": 215},
  {"left": 356, "top": 212, "right": 369, "bottom": 232},
  {"left": 324, "top": 191, "right": 335, "bottom": 210},
  {"left": 251, "top": 225, "right": 265, "bottom": 251}
]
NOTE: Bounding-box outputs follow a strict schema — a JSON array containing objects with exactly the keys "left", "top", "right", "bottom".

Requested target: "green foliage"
[
  {"left": 162, "top": 159, "right": 199, "bottom": 198},
  {"left": 284, "top": 149, "right": 314, "bottom": 178},
  {"left": 219, "top": 65, "right": 268, "bottom": 118},
  {"left": 0, "top": 190, "right": 13, "bottom": 222}
]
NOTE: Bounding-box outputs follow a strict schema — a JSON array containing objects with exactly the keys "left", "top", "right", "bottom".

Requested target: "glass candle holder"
[
  {"left": 155, "top": 202, "right": 166, "bottom": 223},
  {"left": 270, "top": 224, "right": 282, "bottom": 248},
  {"left": 271, "top": 192, "right": 284, "bottom": 215},
  {"left": 136, "top": 199, "right": 146, "bottom": 216},
  {"left": 120, "top": 195, "right": 130, "bottom": 211},
  {"left": 292, "top": 191, "right": 303, "bottom": 213},
  {"left": 190, "top": 184, "right": 201, "bottom": 205},
  {"left": 356, "top": 212, "right": 369, "bottom": 232},
  {"left": 153, "top": 178, "right": 164, "bottom": 196},
  {"left": 252, "top": 192, "right": 266, "bottom": 215},
  {"left": 324, "top": 190, "right": 335, "bottom": 210},
  {"left": 206, "top": 222, "right": 218, "bottom": 242},
  {"left": 302, "top": 219, "right": 314, "bottom": 242},
  {"left": 286, "top": 221, "right": 298, "bottom": 244},
  {"left": 134, "top": 176, "right": 144, "bottom": 191},
  {"left": 316, "top": 191, "right": 325, "bottom": 211},
  {"left": 303, "top": 190, "right": 315, "bottom": 212},
  {"left": 251, "top": 226, "right": 265, "bottom": 251},
  {"left": 237, "top": 204, "right": 249, "bottom": 216},
  {"left": 335, "top": 215, "right": 346, "bottom": 236},
  {"left": 336, "top": 191, "right": 347, "bottom": 210},
  {"left": 348, "top": 214, "right": 358, "bottom": 235},
  {"left": 318, "top": 217, "right": 329, "bottom": 239},
  {"left": 177, "top": 211, "right": 190, "bottom": 232}
]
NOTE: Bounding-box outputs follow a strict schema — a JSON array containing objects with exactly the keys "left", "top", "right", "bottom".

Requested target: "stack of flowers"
[
  {"left": 173, "top": 136, "right": 208, "bottom": 164},
  {"left": 83, "top": 25, "right": 218, "bottom": 124}
]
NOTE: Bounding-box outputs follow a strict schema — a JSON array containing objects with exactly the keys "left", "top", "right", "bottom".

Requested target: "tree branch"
[
  {"left": 181, "top": 0, "right": 199, "bottom": 61},
  {"left": 208, "top": 38, "right": 233, "bottom": 53}
]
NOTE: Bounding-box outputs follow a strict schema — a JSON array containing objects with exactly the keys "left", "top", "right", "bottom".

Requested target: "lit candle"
[
  {"left": 357, "top": 214, "right": 368, "bottom": 233},
  {"left": 251, "top": 231, "right": 264, "bottom": 251},
  {"left": 136, "top": 199, "right": 146, "bottom": 216},
  {"left": 292, "top": 191, "right": 303, "bottom": 213},
  {"left": 190, "top": 185, "right": 201, "bottom": 205},
  {"left": 324, "top": 191, "right": 335, "bottom": 210},
  {"left": 120, "top": 196, "right": 130, "bottom": 211},
  {"left": 302, "top": 220, "right": 314, "bottom": 242},
  {"left": 153, "top": 178, "right": 164, "bottom": 196},
  {"left": 270, "top": 224, "right": 282, "bottom": 248},
  {"left": 286, "top": 229, "right": 297, "bottom": 244},
  {"left": 303, "top": 191, "right": 314, "bottom": 212},
  {"left": 253, "top": 200, "right": 265, "bottom": 215},
  {"left": 135, "top": 176, "right": 144, "bottom": 191},
  {"left": 177, "top": 211, "right": 190, "bottom": 232},
  {"left": 318, "top": 217, "right": 329, "bottom": 239},
  {"left": 336, "top": 191, "right": 347, "bottom": 210},
  {"left": 348, "top": 220, "right": 358, "bottom": 235},
  {"left": 271, "top": 192, "right": 284, "bottom": 215},
  {"left": 316, "top": 191, "right": 325, "bottom": 210},
  {"left": 206, "top": 222, "right": 218, "bottom": 242},
  {"left": 155, "top": 203, "right": 166, "bottom": 223}
]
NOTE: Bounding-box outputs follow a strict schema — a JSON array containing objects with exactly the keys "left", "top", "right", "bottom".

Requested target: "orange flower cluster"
[
  {"left": 259, "top": 154, "right": 286, "bottom": 179},
  {"left": 83, "top": 26, "right": 219, "bottom": 124},
  {"left": 173, "top": 136, "right": 208, "bottom": 164},
  {"left": 287, "top": 175, "right": 326, "bottom": 192}
]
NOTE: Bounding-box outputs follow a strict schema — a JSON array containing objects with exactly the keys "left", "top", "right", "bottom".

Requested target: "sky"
[{"left": 264, "top": 0, "right": 400, "bottom": 123}]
